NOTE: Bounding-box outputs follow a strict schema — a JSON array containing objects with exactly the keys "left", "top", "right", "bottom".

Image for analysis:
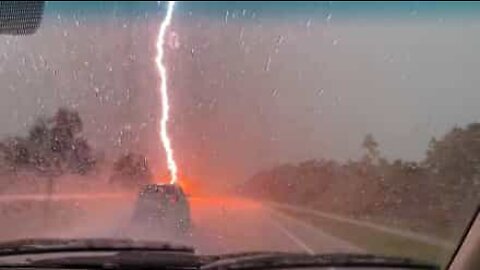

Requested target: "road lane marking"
[
  {"left": 270, "top": 208, "right": 363, "bottom": 252},
  {"left": 266, "top": 201, "right": 453, "bottom": 249},
  {"left": 270, "top": 218, "right": 315, "bottom": 254}
]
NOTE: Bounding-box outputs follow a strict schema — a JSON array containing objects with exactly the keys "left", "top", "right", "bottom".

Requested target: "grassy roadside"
[
  {"left": 276, "top": 206, "right": 454, "bottom": 268},
  {"left": 356, "top": 214, "right": 455, "bottom": 242}
]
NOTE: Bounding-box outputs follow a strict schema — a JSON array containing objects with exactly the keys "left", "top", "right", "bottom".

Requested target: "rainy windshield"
[{"left": 0, "top": 1, "right": 479, "bottom": 269}]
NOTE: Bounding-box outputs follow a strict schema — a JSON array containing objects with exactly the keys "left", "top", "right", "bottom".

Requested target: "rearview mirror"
[{"left": 0, "top": 1, "right": 45, "bottom": 35}]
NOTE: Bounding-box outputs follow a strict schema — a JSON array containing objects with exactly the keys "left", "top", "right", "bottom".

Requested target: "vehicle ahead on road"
[{"left": 131, "top": 184, "right": 191, "bottom": 234}]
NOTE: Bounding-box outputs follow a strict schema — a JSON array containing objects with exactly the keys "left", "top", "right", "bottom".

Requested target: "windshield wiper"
[
  {"left": 201, "top": 252, "right": 439, "bottom": 270},
  {"left": 0, "top": 238, "right": 194, "bottom": 256},
  {"left": 0, "top": 242, "right": 440, "bottom": 270}
]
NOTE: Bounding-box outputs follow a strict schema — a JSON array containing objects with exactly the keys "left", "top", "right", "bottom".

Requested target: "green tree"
[
  {"left": 109, "top": 152, "right": 153, "bottom": 189},
  {"left": 362, "top": 133, "right": 380, "bottom": 165},
  {"left": 0, "top": 108, "right": 96, "bottom": 228},
  {"left": 425, "top": 123, "right": 480, "bottom": 181},
  {"left": 2, "top": 137, "right": 31, "bottom": 170},
  {"left": 423, "top": 123, "right": 480, "bottom": 224},
  {"left": 1, "top": 108, "right": 96, "bottom": 175}
]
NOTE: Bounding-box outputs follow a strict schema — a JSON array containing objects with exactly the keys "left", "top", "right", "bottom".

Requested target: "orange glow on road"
[
  {"left": 176, "top": 175, "right": 203, "bottom": 196},
  {"left": 188, "top": 196, "right": 262, "bottom": 210}
]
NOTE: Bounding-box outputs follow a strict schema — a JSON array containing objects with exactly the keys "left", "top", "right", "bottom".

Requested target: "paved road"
[
  {"left": 0, "top": 195, "right": 360, "bottom": 255},
  {"left": 186, "top": 197, "right": 361, "bottom": 254}
]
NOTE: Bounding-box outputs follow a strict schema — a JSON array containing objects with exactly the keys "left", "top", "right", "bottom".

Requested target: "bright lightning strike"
[{"left": 155, "top": 1, "right": 178, "bottom": 184}]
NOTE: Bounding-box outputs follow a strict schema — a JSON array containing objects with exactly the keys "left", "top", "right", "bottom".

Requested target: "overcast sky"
[{"left": 0, "top": 2, "right": 479, "bottom": 188}]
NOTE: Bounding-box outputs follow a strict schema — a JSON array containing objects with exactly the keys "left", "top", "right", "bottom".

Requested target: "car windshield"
[{"left": 0, "top": 1, "right": 479, "bottom": 269}]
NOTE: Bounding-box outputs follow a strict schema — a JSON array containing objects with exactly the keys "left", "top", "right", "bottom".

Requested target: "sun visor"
[{"left": 0, "top": 1, "right": 45, "bottom": 35}]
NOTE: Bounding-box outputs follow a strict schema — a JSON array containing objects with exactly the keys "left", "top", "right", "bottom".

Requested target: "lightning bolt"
[{"left": 156, "top": 1, "right": 178, "bottom": 184}]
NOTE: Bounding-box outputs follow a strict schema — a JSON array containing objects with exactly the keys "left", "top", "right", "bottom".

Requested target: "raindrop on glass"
[
  {"left": 271, "top": 89, "right": 278, "bottom": 97},
  {"left": 326, "top": 13, "right": 332, "bottom": 22},
  {"left": 208, "top": 98, "right": 217, "bottom": 110},
  {"left": 239, "top": 27, "right": 245, "bottom": 42},
  {"left": 317, "top": 89, "right": 325, "bottom": 97},
  {"left": 276, "top": 35, "right": 284, "bottom": 46},
  {"left": 334, "top": 96, "right": 341, "bottom": 106},
  {"left": 264, "top": 56, "right": 272, "bottom": 72}
]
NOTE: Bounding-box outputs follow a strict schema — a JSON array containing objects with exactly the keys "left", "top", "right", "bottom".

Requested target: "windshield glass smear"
[{"left": 0, "top": 1, "right": 478, "bottom": 269}]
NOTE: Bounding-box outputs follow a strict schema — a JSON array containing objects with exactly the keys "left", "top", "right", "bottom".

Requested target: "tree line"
[
  {"left": 0, "top": 107, "right": 153, "bottom": 190},
  {"left": 240, "top": 123, "right": 480, "bottom": 239}
]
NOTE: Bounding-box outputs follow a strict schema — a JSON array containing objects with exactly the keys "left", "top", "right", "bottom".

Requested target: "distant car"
[{"left": 131, "top": 184, "right": 191, "bottom": 234}]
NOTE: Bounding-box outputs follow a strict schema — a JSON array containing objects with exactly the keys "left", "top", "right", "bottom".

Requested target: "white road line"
[
  {"left": 270, "top": 209, "right": 363, "bottom": 252},
  {"left": 270, "top": 218, "right": 315, "bottom": 255},
  {"left": 266, "top": 201, "right": 453, "bottom": 249}
]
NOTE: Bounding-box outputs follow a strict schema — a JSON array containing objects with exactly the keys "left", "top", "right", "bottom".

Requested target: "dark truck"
[{"left": 131, "top": 184, "right": 191, "bottom": 234}]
